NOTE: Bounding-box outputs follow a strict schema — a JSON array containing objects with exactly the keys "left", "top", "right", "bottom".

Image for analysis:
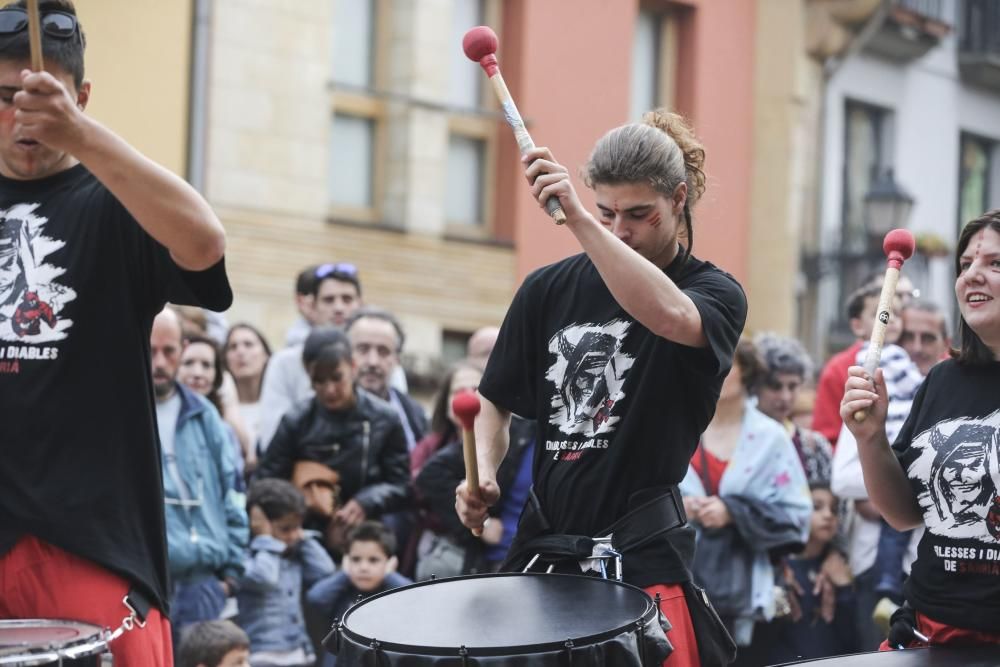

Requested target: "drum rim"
[
  {"left": 337, "top": 572, "right": 658, "bottom": 657},
  {"left": 0, "top": 618, "right": 110, "bottom": 662}
]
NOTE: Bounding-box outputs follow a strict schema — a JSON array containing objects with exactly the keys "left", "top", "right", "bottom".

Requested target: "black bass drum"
[{"left": 326, "top": 572, "right": 671, "bottom": 666}]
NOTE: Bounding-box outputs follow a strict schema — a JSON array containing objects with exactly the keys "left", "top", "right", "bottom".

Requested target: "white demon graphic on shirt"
[
  {"left": 0, "top": 203, "right": 75, "bottom": 342},
  {"left": 908, "top": 410, "right": 1000, "bottom": 543},
  {"left": 545, "top": 319, "right": 635, "bottom": 437}
]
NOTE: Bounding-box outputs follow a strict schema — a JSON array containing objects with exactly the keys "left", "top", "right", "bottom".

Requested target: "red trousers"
[
  {"left": 879, "top": 610, "right": 1000, "bottom": 650},
  {"left": 0, "top": 535, "right": 173, "bottom": 666},
  {"left": 646, "top": 583, "right": 701, "bottom": 667}
]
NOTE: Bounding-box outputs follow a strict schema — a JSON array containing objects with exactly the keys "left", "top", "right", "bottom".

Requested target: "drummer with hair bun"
[{"left": 456, "top": 108, "right": 747, "bottom": 667}]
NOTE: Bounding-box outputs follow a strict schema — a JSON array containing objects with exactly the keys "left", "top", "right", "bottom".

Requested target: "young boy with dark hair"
[
  {"left": 237, "top": 478, "right": 335, "bottom": 667},
  {"left": 177, "top": 620, "right": 250, "bottom": 667},
  {"left": 765, "top": 484, "right": 858, "bottom": 663},
  {"left": 307, "top": 521, "right": 412, "bottom": 665}
]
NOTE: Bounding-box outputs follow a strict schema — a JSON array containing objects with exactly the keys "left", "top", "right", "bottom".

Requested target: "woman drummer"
[{"left": 841, "top": 211, "right": 1000, "bottom": 648}]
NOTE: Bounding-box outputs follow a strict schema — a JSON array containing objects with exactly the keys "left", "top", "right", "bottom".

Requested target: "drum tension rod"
[
  {"left": 459, "top": 645, "right": 469, "bottom": 666},
  {"left": 564, "top": 638, "right": 575, "bottom": 666},
  {"left": 636, "top": 619, "right": 647, "bottom": 664}
]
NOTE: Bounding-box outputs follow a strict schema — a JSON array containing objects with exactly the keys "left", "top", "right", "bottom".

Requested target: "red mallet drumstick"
[
  {"left": 853, "top": 228, "right": 916, "bottom": 422},
  {"left": 463, "top": 26, "right": 567, "bottom": 225},
  {"left": 27, "top": 0, "right": 44, "bottom": 71},
  {"left": 451, "top": 390, "right": 482, "bottom": 496},
  {"left": 452, "top": 390, "right": 484, "bottom": 536}
]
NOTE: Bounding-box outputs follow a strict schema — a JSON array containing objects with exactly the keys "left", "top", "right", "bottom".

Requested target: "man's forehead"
[
  {"left": 0, "top": 60, "right": 76, "bottom": 88},
  {"left": 318, "top": 278, "right": 359, "bottom": 296},
  {"left": 903, "top": 309, "right": 944, "bottom": 330},
  {"left": 351, "top": 317, "right": 398, "bottom": 343}
]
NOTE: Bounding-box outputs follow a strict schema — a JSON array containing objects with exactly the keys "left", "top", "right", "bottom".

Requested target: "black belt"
[{"left": 501, "top": 485, "right": 688, "bottom": 573}]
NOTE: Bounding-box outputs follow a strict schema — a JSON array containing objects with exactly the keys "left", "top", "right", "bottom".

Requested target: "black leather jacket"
[{"left": 257, "top": 388, "right": 410, "bottom": 517}]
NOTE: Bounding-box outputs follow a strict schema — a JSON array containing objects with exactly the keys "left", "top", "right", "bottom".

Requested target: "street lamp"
[{"left": 864, "top": 168, "right": 915, "bottom": 237}]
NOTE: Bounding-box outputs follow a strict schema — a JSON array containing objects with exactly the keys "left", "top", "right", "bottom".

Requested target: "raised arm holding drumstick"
[{"left": 455, "top": 24, "right": 746, "bottom": 667}]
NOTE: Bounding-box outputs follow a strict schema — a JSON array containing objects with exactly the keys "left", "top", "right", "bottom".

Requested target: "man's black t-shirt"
[
  {"left": 479, "top": 251, "right": 746, "bottom": 585},
  {"left": 0, "top": 164, "right": 232, "bottom": 612},
  {"left": 892, "top": 359, "right": 1000, "bottom": 633}
]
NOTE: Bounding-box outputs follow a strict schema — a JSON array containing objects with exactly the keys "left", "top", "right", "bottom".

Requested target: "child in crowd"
[
  {"left": 176, "top": 620, "right": 251, "bottom": 667},
  {"left": 766, "top": 484, "right": 858, "bottom": 663},
  {"left": 307, "top": 521, "right": 412, "bottom": 666},
  {"left": 237, "top": 479, "right": 335, "bottom": 667}
]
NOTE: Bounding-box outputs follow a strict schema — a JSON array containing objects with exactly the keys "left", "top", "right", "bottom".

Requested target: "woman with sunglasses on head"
[
  {"left": 841, "top": 211, "right": 1000, "bottom": 649},
  {"left": 0, "top": 1, "right": 231, "bottom": 663}
]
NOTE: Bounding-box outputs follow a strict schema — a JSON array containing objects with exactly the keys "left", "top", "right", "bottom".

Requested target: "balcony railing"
[
  {"left": 959, "top": 0, "right": 1000, "bottom": 55},
  {"left": 865, "top": 0, "right": 950, "bottom": 62},
  {"left": 898, "top": 0, "right": 944, "bottom": 20},
  {"left": 958, "top": 0, "right": 1000, "bottom": 90}
]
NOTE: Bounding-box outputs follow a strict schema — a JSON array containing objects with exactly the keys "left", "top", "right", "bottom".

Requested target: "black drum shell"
[{"left": 329, "top": 572, "right": 671, "bottom": 666}]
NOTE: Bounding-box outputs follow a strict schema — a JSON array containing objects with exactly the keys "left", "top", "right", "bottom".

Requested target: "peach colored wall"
[
  {"left": 680, "top": 0, "right": 755, "bottom": 286},
  {"left": 497, "top": 0, "right": 639, "bottom": 280},
  {"left": 498, "top": 0, "right": 755, "bottom": 287}
]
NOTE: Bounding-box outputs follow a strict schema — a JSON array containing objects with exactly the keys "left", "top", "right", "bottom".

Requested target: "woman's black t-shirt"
[
  {"left": 893, "top": 359, "right": 1000, "bottom": 632},
  {"left": 479, "top": 251, "right": 746, "bottom": 585}
]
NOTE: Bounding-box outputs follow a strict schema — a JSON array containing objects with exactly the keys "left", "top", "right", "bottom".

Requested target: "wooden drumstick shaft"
[
  {"left": 464, "top": 26, "right": 566, "bottom": 224},
  {"left": 27, "top": 0, "right": 44, "bottom": 72},
  {"left": 461, "top": 425, "right": 480, "bottom": 498},
  {"left": 853, "top": 267, "right": 900, "bottom": 423},
  {"left": 488, "top": 72, "right": 566, "bottom": 224}
]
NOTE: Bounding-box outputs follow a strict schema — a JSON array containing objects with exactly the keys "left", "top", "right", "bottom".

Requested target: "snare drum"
[
  {"left": 0, "top": 620, "right": 111, "bottom": 666},
  {"left": 326, "top": 572, "right": 671, "bottom": 665}
]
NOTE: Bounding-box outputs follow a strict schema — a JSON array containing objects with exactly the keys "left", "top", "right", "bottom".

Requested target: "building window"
[
  {"left": 630, "top": 8, "right": 677, "bottom": 120},
  {"left": 842, "top": 101, "right": 894, "bottom": 252},
  {"left": 329, "top": 0, "right": 384, "bottom": 221},
  {"left": 445, "top": 0, "right": 498, "bottom": 234},
  {"left": 441, "top": 329, "right": 472, "bottom": 367},
  {"left": 329, "top": 113, "right": 375, "bottom": 209},
  {"left": 446, "top": 134, "right": 486, "bottom": 226},
  {"left": 331, "top": 0, "right": 375, "bottom": 88},
  {"left": 958, "top": 132, "right": 994, "bottom": 231},
  {"left": 448, "top": 0, "right": 486, "bottom": 110}
]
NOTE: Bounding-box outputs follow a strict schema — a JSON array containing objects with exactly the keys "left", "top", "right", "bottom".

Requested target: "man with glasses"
[
  {"left": 900, "top": 300, "right": 951, "bottom": 376},
  {"left": 258, "top": 263, "right": 364, "bottom": 451},
  {"left": 150, "top": 308, "right": 248, "bottom": 647},
  {"left": 0, "top": 1, "right": 232, "bottom": 663}
]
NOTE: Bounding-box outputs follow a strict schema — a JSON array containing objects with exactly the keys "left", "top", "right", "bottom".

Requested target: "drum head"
[
  {"left": 775, "top": 646, "right": 1000, "bottom": 667},
  {"left": 340, "top": 572, "right": 656, "bottom": 656},
  {"left": 0, "top": 619, "right": 108, "bottom": 665}
]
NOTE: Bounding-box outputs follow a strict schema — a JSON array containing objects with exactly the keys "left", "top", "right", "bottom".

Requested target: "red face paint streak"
[{"left": 646, "top": 210, "right": 662, "bottom": 228}]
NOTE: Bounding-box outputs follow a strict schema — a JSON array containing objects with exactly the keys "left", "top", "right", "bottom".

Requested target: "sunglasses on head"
[
  {"left": 0, "top": 8, "right": 80, "bottom": 41},
  {"left": 315, "top": 262, "right": 358, "bottom": 279}
]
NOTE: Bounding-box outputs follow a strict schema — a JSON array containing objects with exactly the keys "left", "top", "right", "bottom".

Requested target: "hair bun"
[{"left": 641, "top": 109, "right": 706, "bottom": 206}]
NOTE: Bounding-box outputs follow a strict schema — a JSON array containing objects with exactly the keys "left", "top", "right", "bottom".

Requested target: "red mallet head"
[
  {"left": 451, "top": 390, "right": 481, "bottom": 431},
  {"left": 883, "top": 229, "right": 916, "bottom": 270},
  {"left": 462, "top": 26, "right": 499, "bottom": 76}
]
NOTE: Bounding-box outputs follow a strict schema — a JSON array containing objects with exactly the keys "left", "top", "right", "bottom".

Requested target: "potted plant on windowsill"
[{"left": 914, "top": 232, "right": 950, "bottom": 258}]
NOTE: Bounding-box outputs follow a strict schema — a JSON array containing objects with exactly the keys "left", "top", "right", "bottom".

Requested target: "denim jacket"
[
  {"left": 237, "top": 534, "right": 335, "bottom": 654},
  {"left": 163, "top": 383, "right": 249, "bottom": 581}
]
